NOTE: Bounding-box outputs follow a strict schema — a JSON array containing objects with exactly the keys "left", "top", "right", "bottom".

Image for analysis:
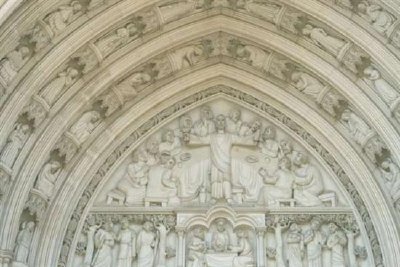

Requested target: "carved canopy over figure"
[{"left": 302, "top": 24, "right": 348, "bottom": 57}]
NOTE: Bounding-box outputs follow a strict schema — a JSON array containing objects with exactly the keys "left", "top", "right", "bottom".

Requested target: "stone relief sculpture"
[
  {"left": 44, "top": 1, "right": 83, "bottom": 36},
  {"left": 363, "top": 65, "right": 400, "bottom": 119},
  {"left": 0, "top": 123, "right": 31, "bottom": 170},
  {"left": 188, "top": 226, "right": 207, "bottom": 267},
  {"left": 340, "top": 109, "right": 373, "bottom": 146},
  {"left": 230, "top": 227, "right": 254, "bottom": 267},
  {"left": 99, "top": 101, "right": 342, "bottom": 208},
  {"left": 327, "top": 223, "right": 347, "bottom": 267},
  {"left": 265, "top": 215, "right": 366, "bottom": 267},
  {"left": 301, "top": 24, "right": 350, "bottom": 58},
  {"left": 0, "top": 46, "right": 30, "bottom": 85},
  {"left": 69, "top": 111, "right": 102, "bottom": 144},
  {"left": 64, "top": 89, "right": 377, "bottom": 267},
  {"left": 35, "top": 160, "right": 62, "bottom": 199},
  {"left": 39, "top": 67, "right": 79, "bottom": 106},
  {"left": 12, "top": 221, "right": 35, "bottom": 267},
  {"left": 357, "top": 2, "right": 395, "bottom": 35},
  {"left": 378, "top": 158, "right": 400, "bottom": 209},
  {"left": 116, "top": 217, "right": 136, "bottom": 267}
]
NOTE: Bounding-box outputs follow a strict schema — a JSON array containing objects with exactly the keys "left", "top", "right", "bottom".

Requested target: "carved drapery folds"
[{"left": 56, "top": 87, "right": 382, "bottom": 267}]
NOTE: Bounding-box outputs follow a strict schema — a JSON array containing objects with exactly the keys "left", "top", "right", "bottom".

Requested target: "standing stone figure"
[
  {"left": 39, "top": 67, "right": 79, "bottom": 106},
  {"left": 379, "top": 158, "right": 400, "bottom": 206},
  {"left": 187, "top": 114, "right": 257, "bottom": 202},
  {"left": 191, "top": 105, "right": 216, "bottom": 137},
  {"left": 303, "top": 218, "right": 323, "bottom": 267},
  {"left": 92, "top": 222, "right": 115, "bottom": 267},
  {"left": 259, "top": 126, "right": 279, "bottom": 158},
  {"left": 302, "top": 24, "right": 348, "bottom": 57},
  {"left": 0, "top": 123, "right": 31, "bottom": 169},
  {"left": 286, "top": 223, "right": 304, "bottom": 267},
  {"left": 327, "top": 223, "right": 347, "bottom": 267},
  {"left": 116, "top": 218, "right": 136, "bottom": 267},
  {"left": 13, "top": 221, "right": 35, "bottom": 265},
  {"left": 136, "top": 221, "right": 156, "bottom": 267},
  {"left": 226, "top": 109, "right": 244, "bottom": 135}
]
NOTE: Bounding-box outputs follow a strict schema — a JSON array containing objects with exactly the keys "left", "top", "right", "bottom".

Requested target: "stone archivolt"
[{"left": 0, "top": 1, "right": 399, "bottom": 267}]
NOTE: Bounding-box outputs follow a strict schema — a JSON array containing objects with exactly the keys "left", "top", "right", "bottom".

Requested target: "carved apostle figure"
[
  {"left": 327, "top": 223, "right": 347, "bottom": 267},
  {"left": 95, "top": 26, "right": 131, "bottom": 57},
  {"left": 157, "top": 0, "right": 196, "bottom": 23},
  {"left": 188, "top": 226, "right": 207, "bottom": 267},
  {"left": 13, "top": 221, "right": 35, "bottom": 264},
  {"left": 244, "top": 1, "right": 281, "bottom": 23},
  {"left": 187, "top": 114, "right": 257, "bottom": 202},
  {"left": 0, "top": 123, "right": 30, "bottom": 168},
  {"left": 259, "top": 157, "right": 295, "bottom": 206},
  {"left": 39, "top": 67, "right": 79, "bottom": 106},
  {"left": 286, "top": 223, "right": 304, "bottom": 267},
  {"left": 340, "top": 109, "right": 373, "bottom": 145},
  {"left": 226, "top": 109, "right": 244, "bottom": 135},
  {"left": 159, "top": 129, "right": 182, "bottom": 156},
  {"left": 236, "top": 44, "right": 271, "bottom": 72},
  {"left": 116, "top": 218, "right": 136, "bottom": 267},
  {"left": 279, "top": 139, "right": 293, "bottom": 159},
  {"left": 302, "top": 24, "right": 348, "bottom": 57},
  {"left": 136, "top": 221, "right": 156, "bottom": 267},
  {"left": 0, "top": 46, "right": 30, "bottom": 84},
  {"left": 358, "top": 2, "right": 394, "bottom": 35},
  {"left": 169, "top": 45, "right": 204, "bottom": 70},
  {"left": 291, "top": 71, "right": 325, "bottom": 101},
  {"left": 146, "top": 154, "right": 180, "bottom": 206},
  {"left": 292, "top": 152, "right": 323, "bottom": 206},
  {"left": 145, "top": 138, "right": 160, "bottom": 166},
  {"left": 45, "top": 1, "right": 83, "bottom": 35},
  {"left": 303, "top": 218, "right": 323, "bottom": 267},
  {"left": 364, "top": 66, "right": 399, "bottom": 107},
  {"left": 259, "top": 126, "right": 279, "bottom": 158},
  {"left": 211, "top": 218, "right": 230, "bottom": 252},
  {"left": 379, "top": 158, "right": 400, "bottom": 205},
  {"left": 92, "top": 221, "right": 115, "bottom": 267},
  {"left": 36, "top": 160, "right": 62, "bottom": 199},
  {"left": 69, "top": 110, "right": 101, "bottom": 144},
  {"left": 230, "top": 228, "right": 254, "bottom": 267},
  {"left": 116, "top": 150, "right": 149, "bottom": 205},
  {"left": 191, "top": 105, "right": 216, "bottom": 137}
]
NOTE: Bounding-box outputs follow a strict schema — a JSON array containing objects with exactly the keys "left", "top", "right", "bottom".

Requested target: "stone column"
[
  {"left": 347, "top": 232, "right": 357, "bottom": 267},
  {"left": 176, "top": 228, "right": 186, "bottom": 267},
  {"left": 0, "top": 250, "right": 12, "bottom": 267},
  {"left": 256, "top": 228, "right": 266, "bottom": 267}
]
